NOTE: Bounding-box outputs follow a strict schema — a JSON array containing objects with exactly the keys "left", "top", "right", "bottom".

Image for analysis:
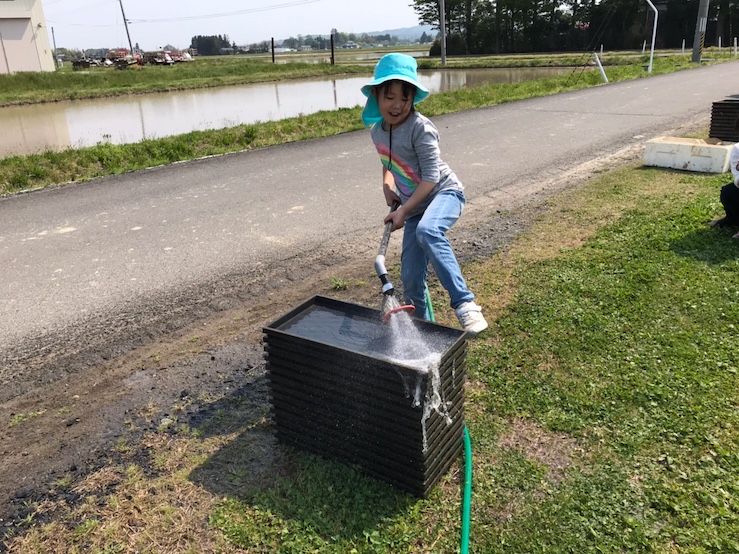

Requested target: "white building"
[{"left": 0, "top": 0, "right": 55, "bottom": 74}]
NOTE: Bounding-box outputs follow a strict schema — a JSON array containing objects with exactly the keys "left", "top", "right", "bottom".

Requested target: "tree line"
[
  {"left": 190, "top": 35, "right": 237, "bottom": 56},
  {"left": 189, "top": 30, "right": 424, "bottom": 55},
  {"left": 412, "top": 0, "right": 736, "bottom": 55}
]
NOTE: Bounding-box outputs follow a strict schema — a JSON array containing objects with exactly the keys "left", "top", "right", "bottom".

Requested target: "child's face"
[{"left": 375, "top": 81, "right": 413, "bottom": 127}]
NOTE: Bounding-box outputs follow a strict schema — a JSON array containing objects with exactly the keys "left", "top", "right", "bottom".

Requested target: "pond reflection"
[{"left": 0, "top": 66, "right": 580, "bottom": 158}]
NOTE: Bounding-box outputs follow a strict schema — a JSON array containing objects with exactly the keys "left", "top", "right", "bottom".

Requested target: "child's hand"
[
  {"left": 383, "top": 184, "right": 400, "bottom": 207},
  {"left": 384, "top": 206, "right": 406, "bottom": 231}
]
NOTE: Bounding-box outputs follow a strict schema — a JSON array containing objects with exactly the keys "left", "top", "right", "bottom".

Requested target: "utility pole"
[
  {"left": 330, "top": 28, "right": 337, "bottom": 65},
  {"left": 51, "top": 26, "right": 59, "bottom": 69},
  {"left": 692, "top": 0, "right": 711, "bottom": 63},
  {"left": 439, "top": 0, "right": 446, "bottom": 66},
  {"left": 118, "top": 0, "right": 134, "bottom": 55}
]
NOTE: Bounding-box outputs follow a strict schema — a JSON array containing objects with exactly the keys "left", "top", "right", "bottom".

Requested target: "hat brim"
[
  {"left": 361, "top": 76, "right": 429, "bottom": 127},
  {"left": 361, "top": 74, "right": 429, "bottom": 99}
]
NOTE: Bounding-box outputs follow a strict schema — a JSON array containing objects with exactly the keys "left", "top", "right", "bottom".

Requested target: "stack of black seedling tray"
[
  {"left": 709, "top": 97, "right": 739, "bottom": 142},
  {"left": 263, "top": 295, "right": 467, "bottom": 498}
]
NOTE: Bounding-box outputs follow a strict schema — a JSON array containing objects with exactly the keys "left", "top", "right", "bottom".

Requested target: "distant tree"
[
  {"left": 413, "top": 0, "right": 474, "bottom": 53},
  {"left": 190, "top": 34, "right": 231, "bottom": 55},
  {"left": 283, "top": 36, "right": 299, "bottom": 49},
  {"left": 332, "top": 30, "right": 362, "bottom": 47},
  {"left": 365, "top": 33, "right": 393, "bottom": 42},
  {"left": 304, "top": 35, "right": 326, "bottom": 49},
  {"left": 312, "top": 35, "right": 331, "bottom": 49}
]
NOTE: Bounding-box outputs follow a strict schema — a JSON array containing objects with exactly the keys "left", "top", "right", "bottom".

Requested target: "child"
[
  {"left": 360, "top": 53, "right": 488, "bottom": 336},
  {"left": 709, "top": 141, "right": 739, "bottom": 239}
]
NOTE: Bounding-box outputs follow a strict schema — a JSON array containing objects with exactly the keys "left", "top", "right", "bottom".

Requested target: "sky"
[{"left": 41, "top": 0, "right": 423, "bottom": 51}]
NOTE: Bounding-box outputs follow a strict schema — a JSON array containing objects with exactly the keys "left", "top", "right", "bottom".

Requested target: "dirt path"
[{"left": 0, "top": 118, "right": 704, "bottom": 537}]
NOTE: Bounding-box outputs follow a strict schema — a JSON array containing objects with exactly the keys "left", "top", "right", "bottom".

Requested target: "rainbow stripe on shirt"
[{"left": 376, "top": 143, "right": 421, "bottom": 198}]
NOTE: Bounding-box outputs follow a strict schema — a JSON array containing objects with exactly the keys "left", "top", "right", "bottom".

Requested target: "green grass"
[
  {"left": 0, "top": 53, "right": 725, "bottom": 197},
  {"left": 201, "top": 169, "right": 739, "bottom": 553},
  {"left": 0, "top": 57, "right": 371, "bottom": 106},
  {"left": 8, "top": 410, "right": 46, "bottom": 427}
]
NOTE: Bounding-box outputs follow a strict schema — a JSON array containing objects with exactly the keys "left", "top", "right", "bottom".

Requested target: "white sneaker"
[{"left": 455, "top": 301, "right": 488, "bottom": 336}]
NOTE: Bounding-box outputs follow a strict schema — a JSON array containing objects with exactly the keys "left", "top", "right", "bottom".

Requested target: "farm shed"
[{"left": 0, "top": 0, "right": 55, "bottom": 74}]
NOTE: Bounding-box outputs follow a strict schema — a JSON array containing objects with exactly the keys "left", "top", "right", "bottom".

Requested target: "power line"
[{"left": 44, "top": 0, "right": 320, "bottom": 28}]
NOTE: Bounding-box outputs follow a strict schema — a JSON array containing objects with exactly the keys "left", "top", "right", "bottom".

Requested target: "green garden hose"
[
  {"left": 424, "top": 283, "right": 436, "bottom": 322},
  {"left": 424, "top": 285, "right": 471, "bottom": 554},
  {"left": 461, "top": 425, "right": 472, "bottom": 554}
]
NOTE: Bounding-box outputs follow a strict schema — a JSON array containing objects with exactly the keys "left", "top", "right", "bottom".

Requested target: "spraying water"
[
  {"left": 382, "top": 295, "right": 453, "bottom": 451},
  {"left": 382, "top": 295, "right": 430, "bottom": 362}
]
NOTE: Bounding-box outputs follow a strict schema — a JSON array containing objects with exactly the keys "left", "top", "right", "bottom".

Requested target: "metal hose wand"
[
  {"left": 374, "top": 202, "right": 398, "bottom": 297},
  {"left": 375, "top": 201, "right": 415, "bottom": 321}
]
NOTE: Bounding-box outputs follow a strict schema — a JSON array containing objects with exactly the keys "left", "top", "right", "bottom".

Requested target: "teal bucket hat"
[{"left": 361, "top": 53, "right": 430, "bottom": 126}]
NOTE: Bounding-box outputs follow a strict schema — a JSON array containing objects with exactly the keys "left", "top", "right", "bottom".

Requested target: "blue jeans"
[{"left": 401, "top": 189, "right": 474, "bottom": 319}]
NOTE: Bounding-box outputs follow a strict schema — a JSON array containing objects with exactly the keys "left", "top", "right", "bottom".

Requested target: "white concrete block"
[{"left": 643, "top": 137, "right": 733, "bottom": 174}]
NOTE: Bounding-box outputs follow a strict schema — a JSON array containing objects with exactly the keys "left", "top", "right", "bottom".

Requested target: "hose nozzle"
[
  {"left": 375, "top": 254, "right": 395, "bottom": 295},
  {"left": 375, "top": 201, "right": 400, "bottom": 296},
  {"left": 381, "top": 292, "right": 416, "bottom": 323}
]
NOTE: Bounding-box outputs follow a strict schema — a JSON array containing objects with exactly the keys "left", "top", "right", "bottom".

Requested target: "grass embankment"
[
  {"left": 0, "top": 46, "right": 648, "bottom": 107},
  {"left": 5, "top": 156, "right": 738, "bottom": 552},
  {"left": 0, "top": 53, "right": 729, "bottom": 197},
  {"left": 0, "top": 57, "right": 372, "bottom": 106}
]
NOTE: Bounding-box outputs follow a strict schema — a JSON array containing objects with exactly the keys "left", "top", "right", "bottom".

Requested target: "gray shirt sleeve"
[{"left": 371, "top": 112, "right": 464, "bottom": 219}]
